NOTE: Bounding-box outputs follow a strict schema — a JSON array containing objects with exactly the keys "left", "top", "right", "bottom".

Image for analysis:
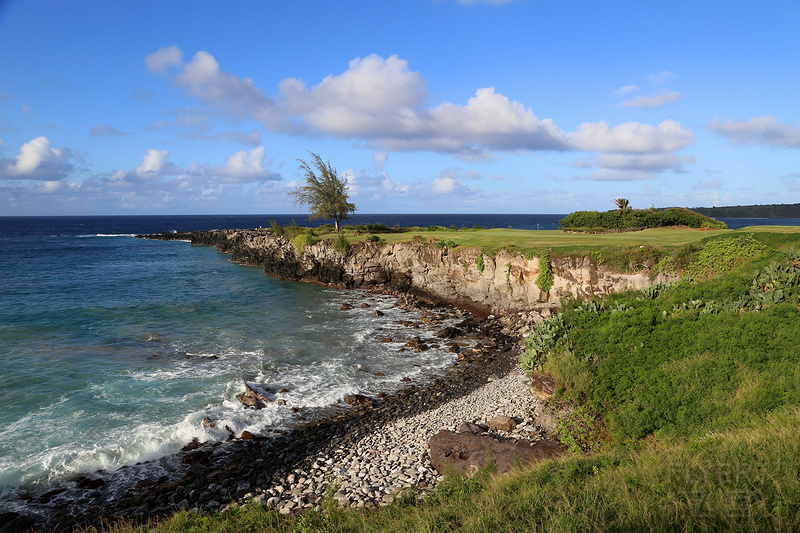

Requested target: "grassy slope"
[{"left": 106, "top": 227, "right": 800, "bottom": 533}]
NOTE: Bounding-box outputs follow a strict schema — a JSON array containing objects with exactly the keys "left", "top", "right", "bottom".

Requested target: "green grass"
[{"left": 320, "top": 226, "right": 800, "bottom": 257}]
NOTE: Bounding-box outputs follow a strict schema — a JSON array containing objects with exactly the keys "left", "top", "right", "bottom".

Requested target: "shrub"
[
  {"left": 535, "top": 250, "right": 554, "bottom": 292},
  {"left": 559, "top": 208, "right": 726, "bottom": 232},
  {"left": 333, "top": 233, "right": 349, "bottom": 254},
  {"left": 687, "top": 234, "right": 766, "bottom": 278},
  {"left": 476, "top": 252, "right": 485, "bottom": 274},
  {"left": 292, "top": 232, "right": 318, "bottom": 254},
  {"left": 555, "top": 405, "right": 598, "bottom": 453}
]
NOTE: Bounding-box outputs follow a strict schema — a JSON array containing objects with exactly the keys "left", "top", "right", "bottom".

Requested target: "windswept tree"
[
  {"left": 291, "top": 152, "right": 356, "bottom": 232},
  {"left": 614, "top": 197, "right": 631, "bottom": 210}
]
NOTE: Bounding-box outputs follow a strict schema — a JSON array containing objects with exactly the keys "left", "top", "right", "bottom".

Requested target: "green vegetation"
[
  {"left": 332, "top": 232, "right": 349, "bottom": 254},
  {"left": 476, "top": 252, "right": 485, "bottom": 274},
  {"left": 102, "top": 226, "right": 800, "bottom": 532},
  {"left": 560, "top": 207, "right": 726, "bottom": 232},
  {"left": 291, "top": 152, "right": 356, "bottom": 232},
  {"left": 291, "top": 232, "right": 318, "bottom": 254},
  {"left": 535, "top": 249, "right": 554, "bottom": 292}
]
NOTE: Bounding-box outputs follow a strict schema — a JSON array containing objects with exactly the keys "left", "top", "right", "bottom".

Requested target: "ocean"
[{"left": 1, "top": 213, "right": 798, "bottom": 509}]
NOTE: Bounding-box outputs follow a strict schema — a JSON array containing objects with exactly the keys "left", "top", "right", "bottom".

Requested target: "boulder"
[
  {"left": 340, "top": 303, "right": 354, "bottom": 311},
  {"left": 457, "top": 421, "right": 485, "bottom": 434},
  {"left": 487, "top": 415, "right": 517, "bottom": 432},
  {"left": 528, "top": 374, "right": 556, "bottom": 401},
  {"left": 436, "top": 326, "right": 463, "bottom": 339},
  {"left": 360, "top": 303, "right": 370, "bottom": 308},
  {"left": 404, "top": 336, "right": 429, "bottom": 352},
  {"left": 374, "top": 310, "right": 385, "bottom": 317},
  {"left": 346, "top": 394, "right": 373, "bottom": 406},
  {"left": 240, "top": 430, "right": 255, "bottom": 439},
  {"left": 76, "top": 477, "right": 105, "bottom": 490},
  {"left": 201, "top": 417, "right": 216, "bottom": 429},
  {"left": 235, "top": 381, "right": 272, "bottom": 409},
  {"left": 429, "top": 430, "right": 565, "bottom": 475}
]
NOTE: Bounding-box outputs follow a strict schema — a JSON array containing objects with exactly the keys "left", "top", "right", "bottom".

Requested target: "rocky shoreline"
[
  {"left": 2, "top": 228, "right": 587, "bottom": 532},
  {"left": 4, "top": 292, "right": 558, "bottom": 533}
]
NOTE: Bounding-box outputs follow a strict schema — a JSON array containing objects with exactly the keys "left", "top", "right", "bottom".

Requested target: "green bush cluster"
[
  {"left": 555, "top": 405, "right": 598, "bottom": 453},
  {"left": 436, "top": 239, "right": 459, "bottom": 249},
  {"left": 476, "top": 252, "right": 485, "bottom": 274},
  {"left": 559, "top": 207, "right": 726, "bottom": 232},
  {"left": 687, "top": 234, "right": 766, "bottom": 278},
  {"left": 269, "top": 219, "right": 308, "bottom": 240},
  {"left": 291, "top": 232, "right": 318, "bottom": 254}
]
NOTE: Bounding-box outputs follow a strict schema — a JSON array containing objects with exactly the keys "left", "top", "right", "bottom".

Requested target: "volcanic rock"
[
  {"left": 528, "top": 374, "right": 556, "bottom": 401},
  {"left": 428, "top": 430, "right": 565, "bottom": 475}
]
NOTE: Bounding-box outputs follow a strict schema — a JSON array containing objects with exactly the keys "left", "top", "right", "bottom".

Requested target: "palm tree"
[{"left": 613, "top": 198, "right": 631, "bottom": 210}]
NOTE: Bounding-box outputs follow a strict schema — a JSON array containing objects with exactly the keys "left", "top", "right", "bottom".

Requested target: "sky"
[{"left": 0, "top": 0, "right": 798, "bottom": 216}]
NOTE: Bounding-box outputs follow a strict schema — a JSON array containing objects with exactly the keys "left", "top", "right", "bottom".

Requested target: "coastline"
[{"left": 11, "top": 293, "right": 547, "bottom": 531}]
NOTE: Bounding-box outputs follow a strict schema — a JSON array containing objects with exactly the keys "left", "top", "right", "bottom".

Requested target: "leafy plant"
[
  {"left": 292, "top": 232, "right": 318, "bottom": 254},
  {"left": 555, "top": 405, "right": 598, "bottom": 453},
  {"left": 476, "top": 252, "right": 485, "bottom": 274},
  {"left": 292, "top": 151, "right": 356, "bottom": 232}
]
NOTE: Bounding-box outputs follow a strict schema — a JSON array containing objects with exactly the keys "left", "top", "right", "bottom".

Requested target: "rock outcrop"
[
  {"left": 428, "top": 429, "right": 565, "bottom": 475},
  {"left": 144, "top": 229, "right": 666, "bottom": 316}
]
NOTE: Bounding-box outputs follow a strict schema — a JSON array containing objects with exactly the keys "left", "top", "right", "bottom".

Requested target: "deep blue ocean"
[{"left": 1, "top": 213, "right": 798, "bottom": 506}]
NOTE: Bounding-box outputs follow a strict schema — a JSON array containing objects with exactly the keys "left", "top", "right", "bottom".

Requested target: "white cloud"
[
  {"left": 144, "top": 45, "right": 184, "bottom": 74},
  {"left": 708, "top": 116, "right": 800, "bottom": 149},
  {"left": 149, "top": 49, "right": 696, "bottom": 165},
  {"left": 568, "top": 119, "right": 694, "bottom": 153},
  {"left": 373, "top": 151, "right": 388, "bottom": 170},
  {"left": 132, "top": 149, "right": 182, "bottom": 180},
  {"left": 20, "top": 103, "right": 32, "bottom": 115},
  {"left": 614, "top": 85, "right": 638, "bottom": 97},
  {"left": 0, "top": 136, "right": 74, "bottom": 181},
  {"left": 647, "top": 71, "right": 676, "bottom": 84},
  {"left": 620, "top": 89, "right": 683, "bottom": 109},
  {"left": 215, "top": 146, "right": 278, "bottom": 183}
]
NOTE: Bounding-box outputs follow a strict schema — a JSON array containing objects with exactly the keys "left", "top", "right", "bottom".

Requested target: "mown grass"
[{"left": 320, "top": 225, "right": 800, "bottom": 257}]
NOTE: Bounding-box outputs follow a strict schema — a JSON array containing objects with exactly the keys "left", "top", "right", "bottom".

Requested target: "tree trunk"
[{"left": 334, "top": 219, "right": 340, "bottom": 232}]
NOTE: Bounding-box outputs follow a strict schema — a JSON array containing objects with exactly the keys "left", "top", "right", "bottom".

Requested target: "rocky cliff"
[{"left": 147, "top": 229, "right": 665, "bottom": 316}]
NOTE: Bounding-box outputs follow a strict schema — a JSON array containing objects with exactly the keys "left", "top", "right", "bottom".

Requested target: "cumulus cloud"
[
  {"left": 620, "top": 89, "right": 684, "bottom": 109},
  {"left": 708, "top": 116, "right": 800, "bottom": 149},
  {"left": 0, "top": 136, "right": 74, "bottom": 181},
  {"left": 91, "top": 124, "right": 125, "bottom": 137},
  {"left": 568, "top": 119, "right": 694, "bottom": 153},
  {"left": 149, "top": 48, "right": 695, "bottom": 169},
  {"left": 584, "top": 169, "right": 657, "bottom": 181},
  {"left": 151, "top": 49, "right": 568, "bottom": 156},
  {"left": 144, "top": 45, "right": 184, "bottom": 74},
  {"left": 214, "top": 146, "right": 279, "bottom": 183}
]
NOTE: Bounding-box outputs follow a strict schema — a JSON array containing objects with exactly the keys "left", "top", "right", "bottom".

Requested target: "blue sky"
[{"left": 0, "top": 0, "right": 798, "bottom": 216}]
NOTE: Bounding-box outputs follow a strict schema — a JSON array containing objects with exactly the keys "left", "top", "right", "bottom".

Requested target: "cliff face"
[{"left": 177, "top": 229, "right": 667, "bottom": 316}]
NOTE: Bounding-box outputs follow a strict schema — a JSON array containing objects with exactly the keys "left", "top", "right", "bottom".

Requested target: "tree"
[
  {"left": 291, "top": 152, "right": 356, "bottom": 232},
  {"left": 613, "top": 197, "right": 631, "bottom": 210}
]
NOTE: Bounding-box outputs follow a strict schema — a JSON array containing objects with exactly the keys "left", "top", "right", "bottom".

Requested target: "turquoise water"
[{"left": 0, "top": 216, "right": 470, "bottom": 502}]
